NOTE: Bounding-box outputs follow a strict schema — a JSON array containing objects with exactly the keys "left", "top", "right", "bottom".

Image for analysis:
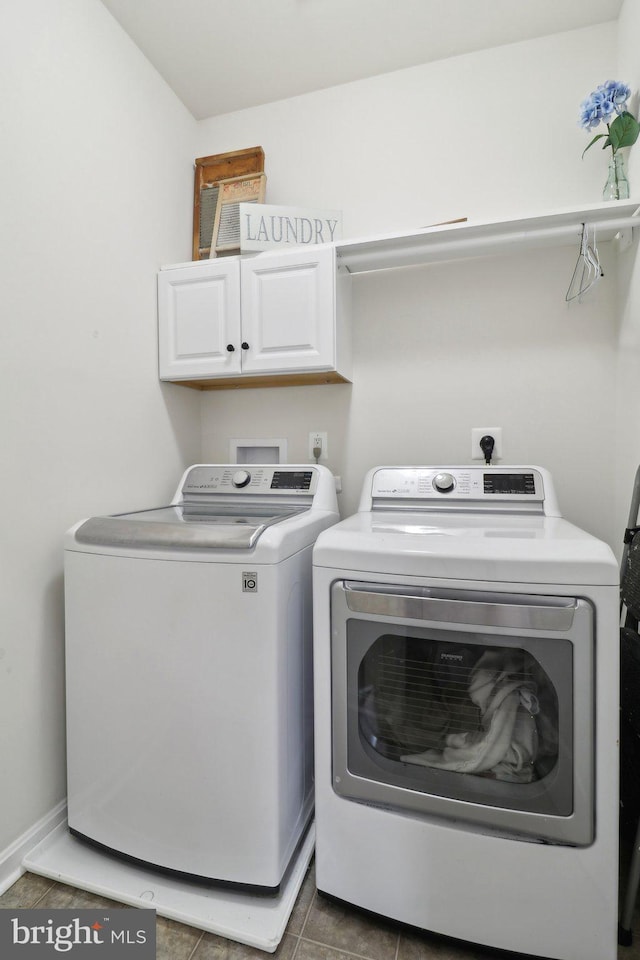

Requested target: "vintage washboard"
[
  {"left": 193, "top": 147, "right": 265, "bottom": 260},
  {"left": 210, "top": 173, "right": 267, "bottom": 257}
]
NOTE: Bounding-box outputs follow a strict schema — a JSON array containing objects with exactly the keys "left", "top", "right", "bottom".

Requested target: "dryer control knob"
[
  {"left": 433, "top": 472, "right": 455, "bottom": 493},
  {"left": 232, "top": 470, "right": 251, "bottom": 488}
]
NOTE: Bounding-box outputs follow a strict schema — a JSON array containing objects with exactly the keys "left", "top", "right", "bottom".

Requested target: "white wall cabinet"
[
  {"left": 158, "top": 246, "right": 352, "bottom": 389},
  {"left": 159, "top": 200, "right": 640, "bottom": 390}
]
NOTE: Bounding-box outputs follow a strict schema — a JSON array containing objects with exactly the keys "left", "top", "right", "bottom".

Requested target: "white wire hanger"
[{"left": 565, "top": 222, "right": 603, "bottom": 302}]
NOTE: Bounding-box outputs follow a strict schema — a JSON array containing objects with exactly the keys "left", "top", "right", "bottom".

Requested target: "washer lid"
[{"left": 75, "top": 503, "right": 306, "bottom": 551}]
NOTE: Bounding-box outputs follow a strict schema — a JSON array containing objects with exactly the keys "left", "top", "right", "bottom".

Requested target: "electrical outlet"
[
  {"left": 308, "top": 431, "right": 328, "bottom": 460},
  {"left": 471, "top": 427, "right": 503, "bottom": 461}
]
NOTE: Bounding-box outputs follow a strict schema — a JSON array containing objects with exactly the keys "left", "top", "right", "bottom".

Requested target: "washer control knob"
[
  {"left": 232, "top": 470, "right": 251, "bottom": 488},
  {"left": 433, "top": 472, "right": 456, "bottom": 493}
]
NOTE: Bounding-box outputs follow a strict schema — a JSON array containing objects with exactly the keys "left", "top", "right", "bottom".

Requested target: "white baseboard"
[{"left": 0, "top": 800, "right": 67, "bottom": 896}]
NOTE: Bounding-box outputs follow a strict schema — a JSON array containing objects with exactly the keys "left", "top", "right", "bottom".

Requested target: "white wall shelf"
[{"left": 335, "top": 200, "right": 640, "bottom": 274}]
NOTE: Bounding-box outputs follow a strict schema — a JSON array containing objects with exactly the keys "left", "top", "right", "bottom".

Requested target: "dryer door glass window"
[
  {"left": 358, "top": 635, "right": 561, "bottom": 787},
  {"left": 330, "top": 580, "right": 594, "bottom": 846}
]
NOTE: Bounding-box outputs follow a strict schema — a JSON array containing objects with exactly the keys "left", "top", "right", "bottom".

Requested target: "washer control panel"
[
  {"left": 370, "top": 467, "right": 545, "bottom": 503},
  {"left": 182, "top": 466, "right": 317, "bottom": 497}
]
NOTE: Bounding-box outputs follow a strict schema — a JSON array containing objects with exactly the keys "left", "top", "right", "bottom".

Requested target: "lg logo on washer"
[{"left": 242, "top": 571, "right": 258, "bottom": 593}]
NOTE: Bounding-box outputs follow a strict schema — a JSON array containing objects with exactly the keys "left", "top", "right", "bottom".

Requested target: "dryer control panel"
[{"left": 366, "top": 466, "right": 559, "bottom": 516}]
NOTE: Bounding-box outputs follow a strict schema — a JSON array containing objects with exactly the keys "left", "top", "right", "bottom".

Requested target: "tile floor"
[{"left": 2, "top": 857, "right": 640, "bottom": 960}]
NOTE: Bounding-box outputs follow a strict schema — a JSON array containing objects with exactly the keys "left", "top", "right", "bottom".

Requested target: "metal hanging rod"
[{"left": 336, "top": 207, "right": 640, "bottom": 273}]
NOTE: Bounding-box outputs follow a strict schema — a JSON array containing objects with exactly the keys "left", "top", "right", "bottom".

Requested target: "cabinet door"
[
  {"left": 158, "top": 260, "right": 241, "bottom": 380},
  {"left": 240, "top": 247, "right": 335, "bottom": 375}
]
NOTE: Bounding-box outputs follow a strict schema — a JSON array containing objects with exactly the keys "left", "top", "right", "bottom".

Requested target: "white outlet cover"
[{"left": 308, "top": 431, "right": 328, "bottom": 459}]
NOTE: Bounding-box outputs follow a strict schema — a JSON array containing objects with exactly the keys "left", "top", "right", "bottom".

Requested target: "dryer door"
[{"left": 330, "top": 580, "right": 594, "bottom": 846}]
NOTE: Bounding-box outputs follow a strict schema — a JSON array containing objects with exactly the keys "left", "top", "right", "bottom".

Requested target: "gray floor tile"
[
  {"left": 0, "top": 872, "right": 56, "bottom": 909},
  {"left": 192, "top": 930, "right": 298, "bottom": 960},
  {"left": 156, "top": 915, "right": 204, "bottom": 960},
  {"left": 295, "top": 940, "right": 366, "bottom": 960},
  {"left": 302, "top": 893, "right": 398, "bottom": 960},
  {"left": 398, "top": 928, "right": 488, "bottom": 960}
]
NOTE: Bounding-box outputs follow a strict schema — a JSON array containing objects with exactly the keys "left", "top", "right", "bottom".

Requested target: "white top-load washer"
[
  {"left": 312, "top": 466, "right": 619, "bottom": 960},
  {"left": 64, "top": 464, "right": 339, "bottom": 893}
]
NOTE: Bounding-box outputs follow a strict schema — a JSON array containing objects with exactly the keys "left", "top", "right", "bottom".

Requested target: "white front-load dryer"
[
  {"left": 65, "top": 464, "right": 339, "bottom": 892},
  {"left": 312, "top": 466, "right": 619, "bottom": 960}
]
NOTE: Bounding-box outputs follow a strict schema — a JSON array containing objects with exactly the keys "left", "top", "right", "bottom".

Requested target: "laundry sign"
[{"left": 240, "top": 203, "right": 342, "bottom": 252}]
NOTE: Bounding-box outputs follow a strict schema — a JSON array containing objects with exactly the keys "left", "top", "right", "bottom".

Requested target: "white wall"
[
  {"left": 0, "top": 0, "right": 199, "bottom": 866},
  {"left": 615, "top": 0, "right": 640, "bottom": 545},
  {"left": 196, "top": 24, "right": 616, "bottom": 235},
  {"left": 197, "top": 24, "right": 626, "bottom": 541}
]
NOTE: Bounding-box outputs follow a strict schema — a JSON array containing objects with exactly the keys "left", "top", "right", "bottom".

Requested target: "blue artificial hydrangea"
[
  {"left": 579, "top": 80, "right": 631, "bottom": 130},
  {"left": 579, "top": 80, "right": 639, "bottom": 157}
]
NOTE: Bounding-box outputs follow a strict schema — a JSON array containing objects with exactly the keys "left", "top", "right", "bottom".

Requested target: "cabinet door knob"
[
  {"left": 241, "top": 342, "right": 250, "bottom": 350},
  {"left": 226, "top": 344, "right": 235, "bottom": 352}
]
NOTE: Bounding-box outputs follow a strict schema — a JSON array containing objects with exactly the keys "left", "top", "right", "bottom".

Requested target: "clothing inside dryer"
[{"left": 358, "top": 636, "right": 560, "bottom": 784}]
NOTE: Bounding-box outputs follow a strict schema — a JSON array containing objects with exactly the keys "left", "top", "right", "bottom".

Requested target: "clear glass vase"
[{"left": 602, "top": 151, "right": 630, "bottom": 200}]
